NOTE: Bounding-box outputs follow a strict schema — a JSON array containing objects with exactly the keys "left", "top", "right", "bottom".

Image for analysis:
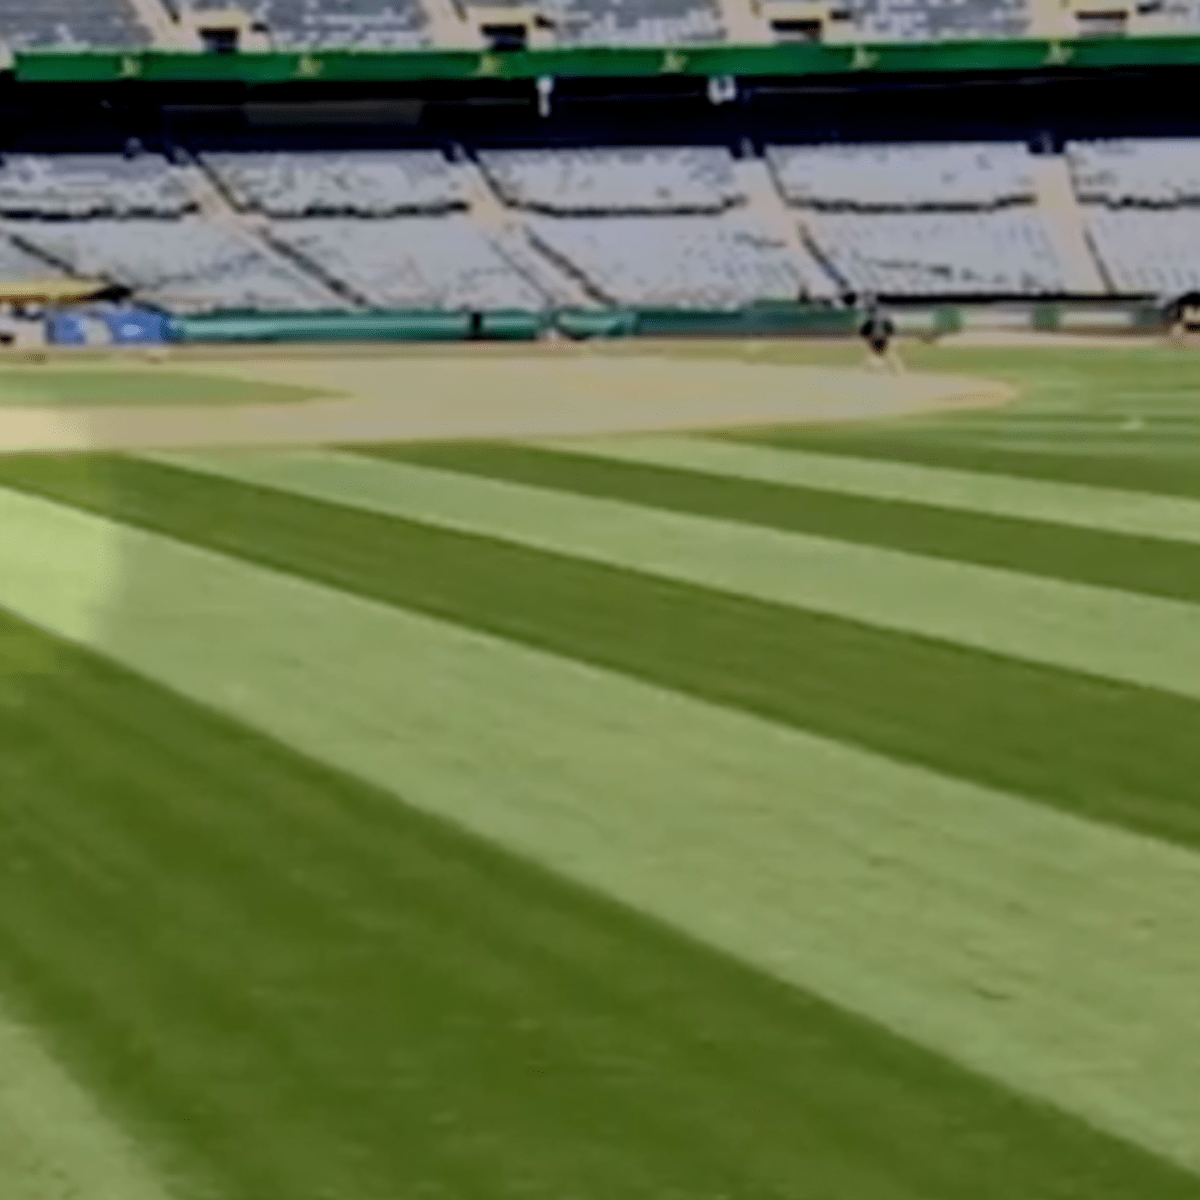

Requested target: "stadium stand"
[
  {"left": 1069, "top": 139, "right": 1200, "bottom": 292},
  {"left": 9, "top": 138, "right": 1198, "bottom": 311},
  {"left": 0, "top": 0, "right": 152, "bottom": 48},
  {"left": 769, "top": 141, "right": 1069, "bottom": 294},
  {"left": 478, "top": 147, "right": 741, "bottom": 214},
  {"left": 0, "top": 233, "right": 68, "bottom": 281},
  {"left": 830, "top": 0, "right": 1028, "bottom": 41},
  {"left": 202, "top": 150, "right": 467, "bottom": 216},
  {"left": 1067, "top": 138, "right": 1200, "bottom": 205},
  {"left": 479, "top": 145, "right": 829, "bottom": 303},
  {"left": 552, "top": 0, "right": 726, "bottom": 44},
  {"left": 0, "top": 154, "right": 196, "bottom": 218},
  {"left": 269, "top": 216, "right": 548, "bottom": 308},
  {"left": 186, "top": 0, "right": 432, "bottom": 49},
  {"left": 768, "top": 142, "right": 1037, "bottom": 208},
  {"left": 524, "top": 213, "right": 809, "bottom": 306},
  {"left": 9, "top": 218, "right": 336, "bottom": 311}
]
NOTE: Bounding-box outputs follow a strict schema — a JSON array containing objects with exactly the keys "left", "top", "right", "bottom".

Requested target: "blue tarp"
[
  {"left": 104, "top": 309, "right": 171, "bottom": 344},
  {"left": 45, "top": 312, "right": 89, "bottom": 345}
]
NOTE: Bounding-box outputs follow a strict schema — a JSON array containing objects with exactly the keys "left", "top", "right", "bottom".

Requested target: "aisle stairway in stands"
[
  {"left": 185, "top": 155, "right": 359, "bottom": 308},
  {"left": 459, "top": 154, "right": 603, "bottom": 308},
  {"left": 735, "top": 152, "right": 837, "bottom": 298},
  {"left": 1028, "top": 152, "right": 1107, "bottom": 294}
]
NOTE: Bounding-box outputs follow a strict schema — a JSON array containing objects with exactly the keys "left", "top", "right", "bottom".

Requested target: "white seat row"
[
  {"left": 272, "top": 217, "right": 547, "bottom": 309},
  {"left": 0, "top": 155, "right": 195, "bottom": 218},
  {"left": 805, "top": 210, "right": 1067, "bottom": 295},
  {"left": 481, "top": 147, "right": 741, "bottom": 214},
  {"left": 526, "top": 214, "right": 813, "bottom": 307},
  {"left": 1068, "top": 139, "right": 1200, "bottom": 205},
  {"left": 9, "top": 219, "right": 334, "bottom": 312},
  {"left": 1085, "top": 209, "right": 1200, "bottom": 294},
  {"left": 769, "top": 142, "right": 1036, "bottom": 208},
  {"left": 204, "top": 151, "right": 466, "bottom": 217}
]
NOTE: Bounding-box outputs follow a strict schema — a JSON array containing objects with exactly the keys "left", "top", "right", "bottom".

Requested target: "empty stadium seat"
[
  {"left": 479, "top": 147, "right": 741, "bottom": 213},
  {"left": 0, "top": 155, "right": 195, "bottom": 218},
  {"left": 839, "top": 0, "right": 1028, "bottom": 41},
  {"left": 271, "top": 216, "right": 548, "bottom": 309},
  {"left": 768, "top": 142, "right": 1036, "bottom": 208},
  {"left": 554, "top": 0, "right": 724, "bottom": 44},
  {"left": 1067, "top": 139, "right": 1200, "bottom": 205},
  {"left": 768, "top": 140, "right": 1066, "bottom": 295},
  {"left": 806, "top": 210, "right": 1068, "bottom": 295},
  {"left": 188, "top": 0, "right": 431, "bottom": 49},
  {"left": 203, "top": 150, "right": 466, "bottom": 216},
  {"left": 0, "top": 0, "right": 151, "bottom": 48},
  {"left": 526, "top": 214, "right": 808, "bottom": 307},
  {"left": 11, "top": 218, "right": 336, "bottom": 312}
]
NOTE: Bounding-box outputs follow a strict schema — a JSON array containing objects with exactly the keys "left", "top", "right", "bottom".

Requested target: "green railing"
[{"left": 15, "top": 34, "right": 1200, "bottom": 86}]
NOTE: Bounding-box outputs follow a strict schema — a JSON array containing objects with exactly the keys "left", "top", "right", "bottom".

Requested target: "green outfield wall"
[
  {"left": 14, "top": 34, "right": 1200, "bottom": 86},
  {"left": 170, "top": 305, "right": 861, "bottom": 344}
]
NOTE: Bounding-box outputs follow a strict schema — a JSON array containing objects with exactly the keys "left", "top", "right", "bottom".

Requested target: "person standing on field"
[{"left": 859, "top": 298, "right": 903, "bottom": 373}]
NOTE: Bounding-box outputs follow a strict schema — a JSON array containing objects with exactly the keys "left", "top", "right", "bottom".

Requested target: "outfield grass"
[
  {"left": 0, "top": 366, "right": 326, "bottom": 408},
  {"left": 1, "top": 343, "right": 1200, "bottom": 1199}
]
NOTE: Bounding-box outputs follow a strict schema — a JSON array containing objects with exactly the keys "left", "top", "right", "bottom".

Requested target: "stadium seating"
[
  {"left": 1067, "top": 139, "right": 1200, "bottom": 204},
  {"left": 805, "top": 210, "right": 1067, "bottom": 294},
  {"left": 0, "top": 0, "right": 151, "bottom": 48},
  {"left": 187, "top": 0, "right": 432, "bottom": 49},
  {"left": 769, "top": 140, "right": 1067, "bottom": 294},
  {"left": 1083, "top": 208, "right": 1200, "bottom": 294},
  {"left": 552, "top": 0, "right": 725, "bottom": 45},
  {"left": 7, "top": 139, "right": 1198, "bottom": 310},
  {"left": 1067, "top": 139, "right": 1200, "bottom": 293},
  {"left": 525, "top": 213, "right": 809, "bottom": 305},
  {"left": 478, "top": 146, "right": 823, "bottom": 304},
  {"left": 479, "top": 147, "right": 741, "bottom": 213},
  {"left": 768, "top": 142, "right": 1036, "bottom": 208},
  {"left": 0, "top": 234, "right": 67, "bottom": 281},
  {"left": 271, "top": 216, "right": 548, "bottom": 308},
  {"left": 203, "top": 151, "right": 467, "bottom": 216},
  {"left": 0, "top": 154, "right": 195, "bottom": 218},
  {"left": 839, "top": 0, "right": 1028, "bottom": 41},
  {"left": 11, "top": 218, "right": 336, "bottom": 311}
]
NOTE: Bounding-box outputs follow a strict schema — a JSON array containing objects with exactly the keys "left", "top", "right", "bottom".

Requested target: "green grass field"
[
  {"left": 0, "top": 365, "right": 325, "bottom": 408},
  {"left": 2, "top": 342, "right": 1200, "bottom": 1200}
]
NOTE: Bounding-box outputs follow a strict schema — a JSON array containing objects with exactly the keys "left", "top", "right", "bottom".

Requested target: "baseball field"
[{"left": 1, "top": 337, "right": 1199, "bottom": 1200}]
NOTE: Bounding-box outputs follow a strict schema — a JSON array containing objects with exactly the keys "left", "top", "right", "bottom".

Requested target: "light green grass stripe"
[
  {"left": 532, "top": 435, "right": 1200, "bottom": 546},
  {"left": 149, "top": 449, "right": 1200, "bottom": 702},
  {"left": 0, "top": 1004, "right": 178, "bottom": 1200},
  {"left": 2, "top": 485, "right": 1200, "bottom": 1175}
]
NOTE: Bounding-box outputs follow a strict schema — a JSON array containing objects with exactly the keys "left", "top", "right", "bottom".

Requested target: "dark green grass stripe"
[
  {"left": 8, "top": 615, "right": 1198, "bottom": 1200},
  {"left": 724, "top": 427, "right": 1200, "bottom": 500},
  {"left": 354, "top": 442, "right": 1200, "bottom": 606},
  {"left": 3, "top": 454, "right": 1200, "bottom": 855}
]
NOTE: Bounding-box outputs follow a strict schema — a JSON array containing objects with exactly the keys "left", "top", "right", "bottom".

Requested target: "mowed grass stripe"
[
  {"left": 5, "top": 453, "right": 1200, "bottom": 854},
  {"left": 535, "top": 434, "right": 1200, "bottom": 547},
  {"left": 150, "top": 447, "right": 1200, "bottom": 705},
  {"left": 3, "top": 490, "right": 1200, "bottom": 1179},
  {"left": 7, "top": 620, "right": 1136, "bottom": 1200},
  {"left": 359, "top": 442, "right": 1200, "bottom": 606},
  {"left": 0, "top": 1003, "right": 180, "bottom": 1200},
  {"left": 730, "top": 425, "right": 1200, "bottom": 500}
]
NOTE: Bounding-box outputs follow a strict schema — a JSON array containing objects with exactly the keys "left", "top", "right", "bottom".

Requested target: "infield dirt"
[{"left": 0, "top": 345, "right": 1012, "bottom": 454}]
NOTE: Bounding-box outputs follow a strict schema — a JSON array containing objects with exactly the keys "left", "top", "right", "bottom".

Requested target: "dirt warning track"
[{"left": 0, "top": 353, "right": 1012, "bottom": 454}]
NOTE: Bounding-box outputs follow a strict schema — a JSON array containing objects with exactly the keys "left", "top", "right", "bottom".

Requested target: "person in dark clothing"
[{"left": 859, "top": 299, "right": 903, "bottom": 373}]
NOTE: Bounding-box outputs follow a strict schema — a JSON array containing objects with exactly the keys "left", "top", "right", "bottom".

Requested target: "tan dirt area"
[{"left": 0, "top": 347, "right": 1014, "bottom": 455}]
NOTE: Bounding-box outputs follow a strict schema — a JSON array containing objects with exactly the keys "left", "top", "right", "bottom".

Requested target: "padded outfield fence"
[{"left": 161, "top": 301, "right": 1165, "bottom": 345}]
